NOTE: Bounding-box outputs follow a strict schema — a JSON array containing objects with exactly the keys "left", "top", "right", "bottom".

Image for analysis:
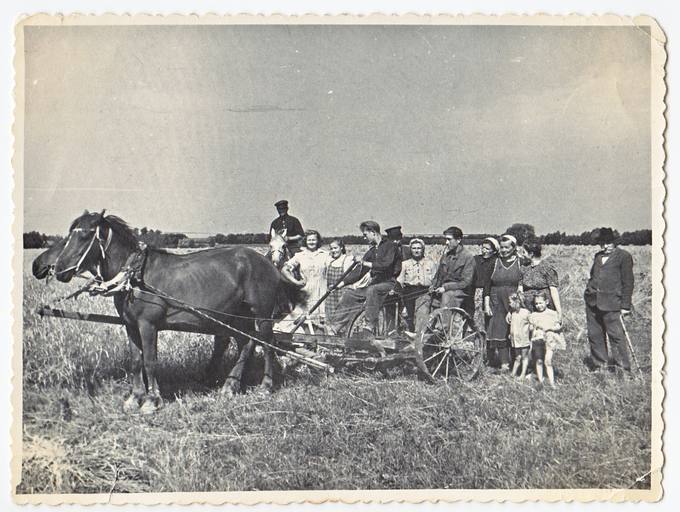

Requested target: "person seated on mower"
[
  {"left": 398, "top": 238, "right": 437, "bottom": 333},
  {"left": 328, "top": 220, "right": 402, "bottom": 338},
  {"left": 414, "top": 226, "right": 476, "bottom": 336}
]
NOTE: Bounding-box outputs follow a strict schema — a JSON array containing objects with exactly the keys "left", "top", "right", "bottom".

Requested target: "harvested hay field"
[{"left": 17, "top": 245, "right": 654, "bottom": 493}]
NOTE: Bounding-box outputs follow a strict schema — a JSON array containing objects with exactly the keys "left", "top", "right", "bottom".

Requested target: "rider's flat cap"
[{"left": 274, "top": 199, "right": 289, "bottom": 208}]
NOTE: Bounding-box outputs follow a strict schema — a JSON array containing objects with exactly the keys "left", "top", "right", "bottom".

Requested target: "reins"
[{"left": 46, "top": 225, "right": 434, "bottom": 346}]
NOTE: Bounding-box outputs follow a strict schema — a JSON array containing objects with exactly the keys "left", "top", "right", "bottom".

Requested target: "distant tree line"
[
  {"left": 24, "top": 232, "right": 64, "bottom": 249},
  {"left": 133, "top": 227, "right": 189, "bottom": 248},
  {"left": 23, "top": 224, "right": 653, "bottom": 249}
]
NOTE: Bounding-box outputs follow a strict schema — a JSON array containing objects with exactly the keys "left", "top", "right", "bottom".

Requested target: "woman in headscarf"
[
  {"left": 483, "top": 234, "right": 524, "bottom": 370},
  {"left": 474, "top": 237, "right": 499, "bottom": 339}
]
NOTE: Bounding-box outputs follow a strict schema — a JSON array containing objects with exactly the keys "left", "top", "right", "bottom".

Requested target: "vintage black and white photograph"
[{"left": 12, "top": 14, "right": 665, "bottom": 504}]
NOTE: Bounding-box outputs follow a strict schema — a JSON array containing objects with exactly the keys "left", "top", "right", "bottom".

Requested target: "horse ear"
[
  {"left": 83, "top": 209, "right": 90, "bottom": 215},
  {"left": 270, "top": 227, "right": 276, "bottom": 239},
  {"left": 281, "top": 228, "right": 287, "bottom": 238},
  {"left": 99, "top": 209, "right": 107, "bottom": 218}
]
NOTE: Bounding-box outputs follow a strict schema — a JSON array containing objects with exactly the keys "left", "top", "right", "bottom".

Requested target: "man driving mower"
[{"left": 327, "top": 220, "right": 402, "bottom": 338}]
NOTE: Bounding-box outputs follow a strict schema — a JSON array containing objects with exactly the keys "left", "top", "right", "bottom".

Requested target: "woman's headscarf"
[
  {"left": 499, "top": 234, "right": 519, "bottom": 260},
  {"left": 500, "top": 234, "right": 517, "bottom": 247},
  {"left": 482, "top": 237, "right": 500, "bottom": 253}
]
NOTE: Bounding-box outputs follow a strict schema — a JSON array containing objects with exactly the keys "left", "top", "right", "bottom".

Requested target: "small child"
[
  {"left": 528, "top": 292, "right": 566, "bottom": 388},
  {"left": 506, "top": 292, "right": 531, "bottom": 379}
]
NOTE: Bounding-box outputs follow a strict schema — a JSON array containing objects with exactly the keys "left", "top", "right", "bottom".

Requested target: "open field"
[{"left": 17, "top": 245, "right": 654, "bottom": 493}]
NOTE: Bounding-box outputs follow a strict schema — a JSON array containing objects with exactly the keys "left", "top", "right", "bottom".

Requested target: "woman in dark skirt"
[
  {"left": 474, "top": 237, "right": 499, "bottom": 329},
  {"left": 521, "top": 240, "right": 563, "bottom": 318},
  {"left": 483, "top": 234, "right": 523, "bottom": 370}
]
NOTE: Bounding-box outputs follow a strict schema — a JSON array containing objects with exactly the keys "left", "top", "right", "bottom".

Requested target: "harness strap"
[{"left": 56, "top": 225, "right": 113, "bottom": 279}]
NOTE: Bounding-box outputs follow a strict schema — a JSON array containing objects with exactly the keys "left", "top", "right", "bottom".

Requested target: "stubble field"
[{"left": 17, "top": 244, "right": 654, "bottom": 494}]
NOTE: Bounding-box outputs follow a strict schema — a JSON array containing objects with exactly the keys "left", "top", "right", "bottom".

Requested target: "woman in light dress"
[{"left": 275, "top": 230, "right": 336, "bottom": 333}]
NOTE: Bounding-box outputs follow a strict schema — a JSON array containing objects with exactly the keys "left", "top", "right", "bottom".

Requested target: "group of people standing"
[{"left": 269, "top": 200, "right": 637, "bottom": 384}]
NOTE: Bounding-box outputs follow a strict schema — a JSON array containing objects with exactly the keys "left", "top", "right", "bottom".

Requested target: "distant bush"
[{"left": 23, "top": 231, "right": 47, "bottom": 249}]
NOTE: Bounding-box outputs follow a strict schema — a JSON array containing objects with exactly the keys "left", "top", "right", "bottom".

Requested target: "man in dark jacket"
[
  {"left": 329, "top": 220, "right": 401, "bottom": 336},
  {"left": 269, "top": 200, "right": 304, "bottom": 253},
  {"left": 584, "top": 227, "right": 635, "bottom": 371},
  {"left": 414, "top": 226, "right": 476, "bottom": 334},
  {"left": 385, "top": 225, "right": 411, "bottom": 262}
]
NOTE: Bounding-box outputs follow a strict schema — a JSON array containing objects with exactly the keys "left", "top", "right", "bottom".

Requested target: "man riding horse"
[{"left": 269, "top": 199, "right": 304, "bottom": 254}]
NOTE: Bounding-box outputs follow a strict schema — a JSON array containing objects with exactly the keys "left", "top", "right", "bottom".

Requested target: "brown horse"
[
  {"left": 31, "top": 238, "right": 67, "bottom": 280},
  {"left": 54, "top": 210, "right": 291, "bottom": 413}
]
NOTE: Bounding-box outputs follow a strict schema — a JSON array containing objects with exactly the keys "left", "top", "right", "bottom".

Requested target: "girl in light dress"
[
  {"left": 528, "top": 292, "right": 566, "bottom": 388},
  {"left": 325, "top": 239, "right": 356, "bottom": 321},
  {"left": 506, "top": 293, "right": 531, "bottom": 380}
]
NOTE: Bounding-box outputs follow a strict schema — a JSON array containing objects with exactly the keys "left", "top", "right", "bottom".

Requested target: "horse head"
[
  {"left": 54, "top": 209, "right": 139, "bottom": 283},
  {"left": 268, "top": 227, "right": 290, "bottom": 269},
  {"left": 53, "top": 209, "right": 111, "bottom": 282},
  {"left": 31, "top": 237, "right": 67, "bottom": 280}
]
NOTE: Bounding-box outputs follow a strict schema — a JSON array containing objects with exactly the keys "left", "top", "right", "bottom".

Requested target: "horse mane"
[{"left": 102, "top": 214, "right": 140, "bottom": 248}]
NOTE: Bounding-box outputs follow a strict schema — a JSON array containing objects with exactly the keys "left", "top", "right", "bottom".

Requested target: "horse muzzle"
[
  {"left": 54, "top": 267, "right": 77, "bottom": 283},
  {"left": 32, "top": 261, "right": 52, "bottom": 279}
]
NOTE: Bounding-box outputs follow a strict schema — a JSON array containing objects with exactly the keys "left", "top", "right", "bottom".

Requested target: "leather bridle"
[{"left": 55, "top": 224, "right": 113, "bottom": 280}]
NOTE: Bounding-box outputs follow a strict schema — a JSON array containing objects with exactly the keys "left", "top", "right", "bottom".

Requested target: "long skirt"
[
  {"left": 486, "top": 285, "right": 515, "bottom": 366},
  {"left": 325, "top": 264, "right": 346, "bottom": 322}
]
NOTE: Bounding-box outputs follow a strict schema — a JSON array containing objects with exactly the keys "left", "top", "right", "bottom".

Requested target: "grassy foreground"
[{"left": 17, "top": 246, "right": 654, "bottom": 493}]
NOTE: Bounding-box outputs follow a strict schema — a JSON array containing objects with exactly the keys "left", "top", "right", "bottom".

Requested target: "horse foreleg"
[
  {"left": 259, "top": 320, "right": 276, "bottom": 392},
  {"left": 222, "top": 338, "right": 255, "bottom": 397},
  {"left": 123, "top": 324, "right": 146, "bottom": 413},
  {"left": 138, "top": 321, "right": 163, "bottom": 414}
]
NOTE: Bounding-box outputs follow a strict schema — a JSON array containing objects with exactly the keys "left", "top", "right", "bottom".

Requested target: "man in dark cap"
[
  {"left": 328, "top": 220, "right": 401, "bottom": 336},
  {"left": 414, "top": 226, "right": 476, "bottom": 334},
  {"left": 584, "top": 227, "right": 635, "bottom": 372},
  {"left": 385, "top": 225, "right": 412, "bottom": 262},
  {"left": 269, "top": 200, "right": 304, "bottom": 253}
]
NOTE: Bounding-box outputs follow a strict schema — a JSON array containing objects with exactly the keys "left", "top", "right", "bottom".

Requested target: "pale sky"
[{"left": 23, "top": 24, "right": 651, "bottom": 236}]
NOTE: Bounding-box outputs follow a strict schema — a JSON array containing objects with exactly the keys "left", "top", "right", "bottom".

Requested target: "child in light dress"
[
  {"left": 506, "top": 293, "right": 531, "bottom": 379},
  {"left": 528, "top": 292, "right": 566, "bottom": 388}
]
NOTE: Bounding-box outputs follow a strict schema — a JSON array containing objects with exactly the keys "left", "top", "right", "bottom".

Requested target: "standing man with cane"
[{"left": 584, "top": 227, "right": 636, "bottom": 374}]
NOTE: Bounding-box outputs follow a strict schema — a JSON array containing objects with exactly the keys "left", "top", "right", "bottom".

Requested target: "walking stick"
[
  {"left": 290, "top": 260, "right": 361, "bottom": 334},
  {"left": 620, "top": 312, "right": 643, "bottom": 376}
]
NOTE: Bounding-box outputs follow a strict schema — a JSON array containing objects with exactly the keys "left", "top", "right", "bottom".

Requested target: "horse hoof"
[
  {"left": 220, "top": 383, "right": 239, "bottom": 397},
  {"left": 140, "top": 397, "right": 162, "bottom": 415},
  {"left": 261, "top": 377, "right": 274, "bottom": 393},
  {"left": 122, "top": 394, "right": 142, "bottom": 414}
]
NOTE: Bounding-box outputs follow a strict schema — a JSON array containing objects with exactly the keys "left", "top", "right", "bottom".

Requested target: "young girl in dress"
[
  {"left": 325, "top": 239, "right": 356, "bottom": 322},
  {"left": 506, "top": 293, "right": 531, "bottom": 379},
  {"left": 528, "top": 292, "right": 566, "bottom": 388}
]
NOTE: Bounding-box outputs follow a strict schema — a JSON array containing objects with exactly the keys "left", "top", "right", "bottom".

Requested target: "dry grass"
[{"left": 17, "top": 246, "right": 653, "bottom": 493}]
